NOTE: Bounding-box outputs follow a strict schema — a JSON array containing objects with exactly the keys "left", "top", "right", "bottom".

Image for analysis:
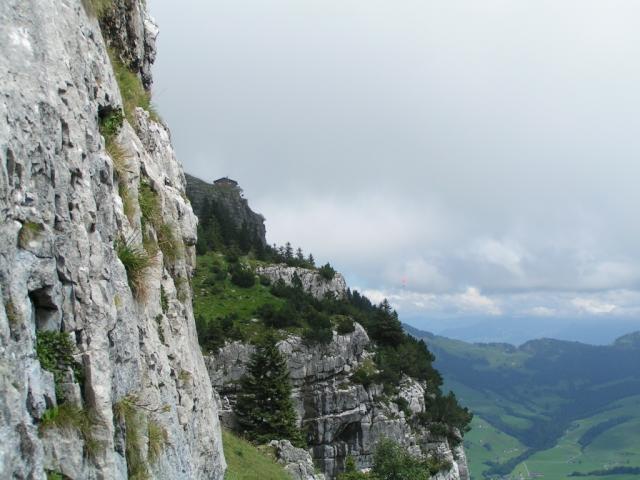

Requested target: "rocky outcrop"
[
  {"left": 269, "top": 440, "right": 325, "bottom": 480},
  {"left": 99, "top": 0, "right": 158, "bottom": 89},
  {"left": 257, "top": 265, "right": 347, "bottom": 300},
  {"left": 185, "top": 173, "right": 267, "bottom": 246},
  {"left": 0, "top": 1, "right": 224, "bottom": 478},
  {"left": 205, "top": 324, "right": 468, "bottom": 480}
]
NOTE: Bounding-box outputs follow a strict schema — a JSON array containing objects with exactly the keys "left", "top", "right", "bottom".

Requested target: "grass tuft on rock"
[
  {"left": 114, "top": 395, "right": 148, "bottom": 479},
  {"left": 108, "top": 50, "right": 159, "bottom": 126},
  {"left": 40, "top": 404, "right": 104, "bottom": 458},
  {"left": 114, "top": 395, "right": 167, "bottom": 477},
  {"left": 147, "top": 420, "right": 168, "bottom": 464},
  {"left": 116, "top": 237, "right": 152, "bottom": 300}
]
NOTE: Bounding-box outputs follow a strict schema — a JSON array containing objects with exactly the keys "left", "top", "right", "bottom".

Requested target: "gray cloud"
[{"left": 149, "top": 0, "right": 640, "bottom": 331}]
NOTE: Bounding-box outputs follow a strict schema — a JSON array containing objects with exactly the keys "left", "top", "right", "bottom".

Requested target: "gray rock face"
[
  {"left": 256, "top": 265, "right": 347, "bottom": 300},
  {"left": 206, "top": 324, "right": 468, "bottom": 480},
  {"left": 99, "top": 0, "right": 159, "bottom": 89},
  {"left": 185, "top": 173, "right": 267, "bottom": 246},
  {"left": 269, "top": 440, "right": 325, "bottom": 480},
  {"left": 0, "top": 1, "right": 224, "bottom": 478}
]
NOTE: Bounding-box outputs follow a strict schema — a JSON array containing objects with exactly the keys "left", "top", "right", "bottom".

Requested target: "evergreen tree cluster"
[
  {"left": 417, "top": 391, "right": 473, "bottom": 445},
  {"left": 235, "top": 334, "right": 304, "bottom": 447},
  {"left": 337, "top": 439, "right": 453, "bottom": 479},
  {"left": 195, "top": 196, "right": 265, "bottom": 257},
  {"left": 195, "top": 196, "right": 317, "bottom": 269}
]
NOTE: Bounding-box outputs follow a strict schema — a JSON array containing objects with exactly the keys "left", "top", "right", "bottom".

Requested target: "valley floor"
[{"left": 465, "top": 395, "right": 640, "bottom": 480}]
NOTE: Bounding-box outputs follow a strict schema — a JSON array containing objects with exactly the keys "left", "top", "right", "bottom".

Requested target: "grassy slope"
[
  {"left": 193, "top": 252, "right": 289, "bottom": 344},
  {"left": 421, "top": 330, "right": 640, "bottom": 479},
  {"left": 193, "top": 253, "right": 281, "bottom": 318},
  {"left": 223, "top": 429, "right": 291, "bottom": 480},
  {"left": 510, "top": 395, "right": 640, "bottom": 480},
  {"left": 463, "top": 416, "right": 525, "bottom": 480}
]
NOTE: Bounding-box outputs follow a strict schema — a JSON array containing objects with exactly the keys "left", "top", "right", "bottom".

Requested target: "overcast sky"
[{"left": 149, "top": 0, "right": 640, "bottom": 337}]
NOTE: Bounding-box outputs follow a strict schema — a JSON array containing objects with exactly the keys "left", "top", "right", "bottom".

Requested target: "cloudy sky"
[{"left": 149, "top": 0, "right": 640, "bottom": 341}]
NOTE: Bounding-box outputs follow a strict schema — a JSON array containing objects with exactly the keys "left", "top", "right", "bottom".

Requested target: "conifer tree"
[
  {"left": 284, "top": 242, "right": 294, "bottom": 261},
  {"left": 235, "top": 334, "right": 303, "bottom": 446}
]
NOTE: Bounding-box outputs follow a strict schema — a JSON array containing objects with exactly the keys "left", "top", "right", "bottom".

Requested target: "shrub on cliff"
[
  {"left": 230, "top": 265, "right": 256, "bottom": 288},
  {"left": 235, "top": 334, "right": 304, "bottom": 447},
  {"left": 318, "top": 262, "right": 336, "bottom": 280},
  {"left": 417, "top": 391, "right": 473, "bottom": 445},
  {"left": 371, "top": 438, "right": 433, "bottom": 480},
  {"left": 337, "top": 456, "right": 369, "bottom": 480}
]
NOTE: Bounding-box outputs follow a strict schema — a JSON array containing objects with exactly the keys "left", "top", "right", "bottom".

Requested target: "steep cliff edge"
[{"left": 0, "top": 1, "right": 224, "bottom": 478}]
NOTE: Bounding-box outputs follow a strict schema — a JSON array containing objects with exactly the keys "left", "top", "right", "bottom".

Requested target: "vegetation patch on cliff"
[
  {"left": 222, "top": 429, "right": 290, "bottom": 480},
  {"left": 40, "top": 404, "right": 104, "bottom": 458},
  {"left": 36, "top": 330, "right": 84, "bottom": 402},
  {"left": 108, "top": 50, "right": 158, "bottom": 125},
  {"left": 113, "top": 394, "right": 168, "bottom": 479},
  {"left": 116, "top": 236, "right": 152, "bottom": 300}
]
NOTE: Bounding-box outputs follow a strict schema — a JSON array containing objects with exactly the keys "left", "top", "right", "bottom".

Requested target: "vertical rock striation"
[{"left": 0, "top": 1, "right": 225, "bottom": 478}]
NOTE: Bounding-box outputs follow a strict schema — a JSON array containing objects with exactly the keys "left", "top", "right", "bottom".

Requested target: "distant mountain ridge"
[
  {"left": 407, "top": 315, "right": 640, "bottom": 345},
  {"left": 404, "top": 324, "right": 640, "bottom": 478}
]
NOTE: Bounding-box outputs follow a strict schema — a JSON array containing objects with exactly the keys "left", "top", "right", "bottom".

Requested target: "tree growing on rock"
[{"left": 235, "top": 334, "right": 304, "bottom": 446}]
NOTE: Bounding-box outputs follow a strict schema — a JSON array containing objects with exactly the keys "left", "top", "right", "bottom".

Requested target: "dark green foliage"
[
  {"left": 160, "top": 285, "right": 168, "bottom": 313},
  {"left": 569, "top": 467, "right": 640, "bottom": 477},
  {"left": 351, "top": 359, "right": 378, "bottom": 388},
  {"left": 98, "top": 108, "right": 124, "bottom": 141},
  {"left": 257, "top": 303, "right": 300, "bottom": 329},
  {"left": 393, "top": 397, "right": 412, "bottom": 419},
  {"left": 577, "top": 416, "right": 632, "bottom": 449},
  {"left": 46, "top": 470, "right": 67, "bottom": 480},
  {"left": 196, "top": 314, "right": 224, "bottom": 351},
  {"left": 371, "top": 438, "right": 433, "bottom": 479},
  {"left": 417, "top": 391, "right": 473, "bottom": 445},
  {"left": 337, "top": 456, "right": 369, "bottom": 480},
  {"left": 335, "top": 315, "right": 356, "bottom": 335},
  {"left": 230, "top": 264, "right": 256, "bottom": 288},
  {"left": 235, "top": 335, "right": 304, "bottom": 447},
  {"left": 196, "top": 313, "right": 246, "bottom": 352},
  {"left": 367, "top": 300, "right": 404, "bottom": 347},
  {"left": 302, "top": 309, "right": 333, "bottom": 345},
  {"left": 36, "top": 331, "right": 83, "bottom": 402},
  {"left": 318, "top": 263, "right": 336, "bottom": 281}
]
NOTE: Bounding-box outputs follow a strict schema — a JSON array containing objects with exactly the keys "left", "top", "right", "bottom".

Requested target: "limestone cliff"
[
  {"left": 206, "top": 319, "right": 469, "bottom": 480},
  {"left": 0, "top": 1, "right": 225, "bottom": 478},
  {"left": 256, "top": 265, "right": 347, "bottom": 300}
]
